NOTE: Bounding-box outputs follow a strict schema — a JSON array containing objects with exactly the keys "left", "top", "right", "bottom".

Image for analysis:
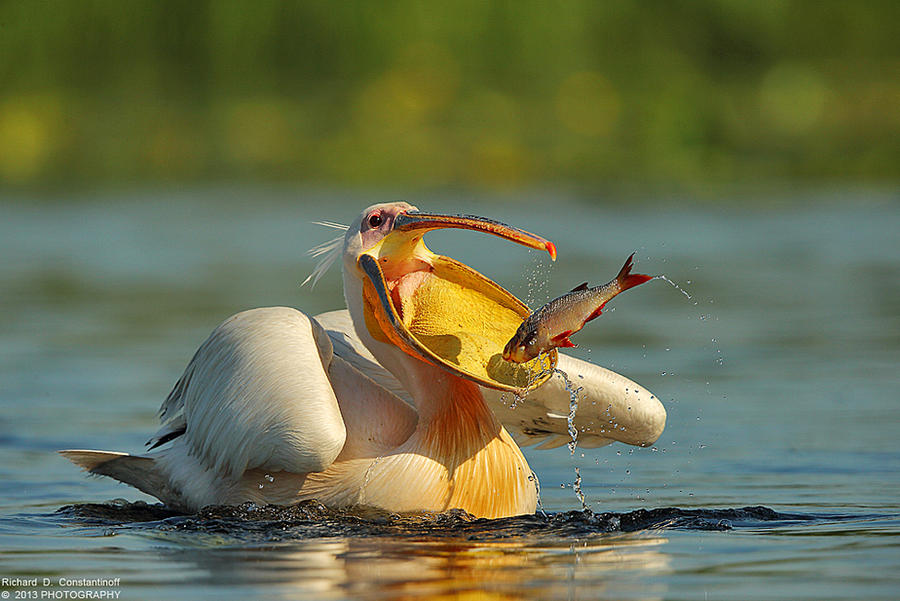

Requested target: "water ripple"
[{"left": 54, "top": 501, "right": 850, "bottom": 545}]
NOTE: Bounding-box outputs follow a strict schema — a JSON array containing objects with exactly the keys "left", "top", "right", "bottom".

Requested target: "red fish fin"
[
  {"left": 550, "top": 330, "right": 577, "bottom": 348},
  {"left": 584, "top": 303, "right": 606, "bottom": 323},
  {"left": 617, "top": 252, "right": 653, "bottom": 292},
  {"left": 570, "top": 282, "right": 589, "bottom": 292}
]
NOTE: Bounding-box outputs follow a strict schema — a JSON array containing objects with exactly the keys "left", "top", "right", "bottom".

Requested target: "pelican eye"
[{"left": 368, "top": 213, "right": 383, "bottom": 228}]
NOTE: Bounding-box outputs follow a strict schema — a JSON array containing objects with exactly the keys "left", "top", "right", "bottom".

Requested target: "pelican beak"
[
  {"left": 393, "top": 212, "right": 557, "bottom": 260},
  {"left": 358, "top": 211, "right": 557, "bottom": 393}
]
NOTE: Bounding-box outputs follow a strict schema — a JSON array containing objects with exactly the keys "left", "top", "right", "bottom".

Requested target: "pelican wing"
[
  {"left": 481, "top": 354, "right": 666, "bottom": 449},
  {"left": 314, "top": 309, "right": 414, "bottom": 406},
  {"left": 154, "top": 307, "right": 347, "bottom": 479},
  {"left": 314, "top": 309, "right": 665, "bottom": 450}
]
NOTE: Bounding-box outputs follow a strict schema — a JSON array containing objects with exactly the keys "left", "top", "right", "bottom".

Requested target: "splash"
[
  {"left": 550, "top": 367, "right": 592, "bottom": 510},
  {"left": 257, "top": 473, "right": 275, "bottom": 490},
  {"left": 501, "top": 389, "right": 529, "bottom": 410},
  {"left": 656, "top": 274, "right": 695, "bottom": 304},
  {"left": 572, "top": 467, "right": 588, "bottom": 512},
  {"left": 654, "top": 273, "right": 726, "bottom": 382},
  {"left": 58, "top": 501, "right": 830, "bottom": 543},
  {"left": 529, "top": 471, "right": 547, "bottom": 518},
  {"left": 523, "top": 251, "right": 553, "bottom": 308},
  {"left": 360, "top": 455, "right": 384, "bottom": 504},
  {"left": 551, "top": 368, "right": 583, "bottom": 455}
]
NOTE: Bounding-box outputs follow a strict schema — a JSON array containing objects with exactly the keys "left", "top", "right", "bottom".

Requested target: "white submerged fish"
[{"left": 502, "top": 252, "right": 653, "bottom": 363}]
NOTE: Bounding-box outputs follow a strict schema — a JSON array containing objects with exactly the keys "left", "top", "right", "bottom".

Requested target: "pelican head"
[{"left": 340, "top": 202, "right": 558, "bottom": 394}]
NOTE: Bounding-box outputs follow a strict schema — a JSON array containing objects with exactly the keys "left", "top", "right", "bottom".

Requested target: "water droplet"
[
  {"left": 657, "top": 274, "right": 692, "bottom": 300},
  {"left": 573, "top": 467, "right": 587, "bottom": 511},
  {"left": 553, "top": 368, "right": 581, "bottom": 455},
  {"left": 531, "top": 470, "right": 547, "bottom": 517}
]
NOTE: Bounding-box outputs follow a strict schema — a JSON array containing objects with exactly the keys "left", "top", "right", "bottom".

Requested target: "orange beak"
[{"left": 393, "top": 212, "right": 557, "bottom": 260}]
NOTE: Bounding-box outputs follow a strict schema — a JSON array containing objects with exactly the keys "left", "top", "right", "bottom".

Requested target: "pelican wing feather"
[
  {"left": 314, "top": 310, "right": 415, "bottom": 407},
  {"left": 153, "top": 307, "right": 347, "bottom": 479}
]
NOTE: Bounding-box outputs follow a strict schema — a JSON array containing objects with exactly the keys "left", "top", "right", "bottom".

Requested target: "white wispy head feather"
[
  {"left": 314, "top": 220, "right": 350, "bottom": 231},
  {"left": 301, "top": 221, "right": 349, "bottom": 287}
]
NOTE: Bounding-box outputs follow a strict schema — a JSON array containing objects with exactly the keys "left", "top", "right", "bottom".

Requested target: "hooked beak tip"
[{"left": 546, "top": 241, "right": 557, "bottom": 261}]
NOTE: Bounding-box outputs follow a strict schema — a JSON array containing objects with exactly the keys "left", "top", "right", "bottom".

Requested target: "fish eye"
[{"left": 368, "top": 213, "right": 383, "bottom": 228}]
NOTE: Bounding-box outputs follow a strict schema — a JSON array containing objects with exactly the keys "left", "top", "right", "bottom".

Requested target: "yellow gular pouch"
[{"left": 366, "top": 253, "right": 557, "bottom": 393}]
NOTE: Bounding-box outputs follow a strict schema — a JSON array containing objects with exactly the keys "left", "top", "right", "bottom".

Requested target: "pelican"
[{"left": 61, "top": 202, "right": 665, "bottom": 518}]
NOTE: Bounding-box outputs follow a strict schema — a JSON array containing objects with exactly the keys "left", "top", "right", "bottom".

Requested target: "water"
[{"left": 2, "top": 187, "right": 899, "bottom": 600}]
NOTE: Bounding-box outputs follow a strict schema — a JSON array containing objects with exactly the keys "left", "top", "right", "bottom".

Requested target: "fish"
[{"left": 502, "top": 252, "right": 653, "bottom": 363}]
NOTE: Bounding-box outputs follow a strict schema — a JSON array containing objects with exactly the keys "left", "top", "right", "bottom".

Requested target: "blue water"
[{"left": 1, "top": 187, "right": 898, "bottom": 600}]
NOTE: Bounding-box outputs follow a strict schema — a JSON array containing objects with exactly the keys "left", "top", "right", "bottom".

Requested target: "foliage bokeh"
[{"left": 1, "top": 0, "right": 898, "bottom": 192}]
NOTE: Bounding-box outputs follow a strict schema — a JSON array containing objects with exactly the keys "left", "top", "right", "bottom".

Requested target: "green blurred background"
[{"left": 1, "top": 0, "right": 898, "bottom": 194}]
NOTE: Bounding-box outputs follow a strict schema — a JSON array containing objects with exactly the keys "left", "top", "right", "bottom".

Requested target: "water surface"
[{"left": 1, "top": 188, "right": 898, "bottom": 600}]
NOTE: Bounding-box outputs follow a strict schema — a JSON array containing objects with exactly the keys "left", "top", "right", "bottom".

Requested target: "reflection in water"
[{"left": 164, "top": 533, "right": 669, "bottom": 601}]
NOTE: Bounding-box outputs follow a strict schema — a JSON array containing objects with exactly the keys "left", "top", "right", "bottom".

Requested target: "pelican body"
[{"left": 62, "top": 203, "right": 665, "bottom": 518}]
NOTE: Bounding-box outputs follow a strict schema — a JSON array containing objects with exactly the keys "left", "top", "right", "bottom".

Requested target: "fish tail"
[{"left": 617, "top": 252, "right": 653, "bottom": 292}]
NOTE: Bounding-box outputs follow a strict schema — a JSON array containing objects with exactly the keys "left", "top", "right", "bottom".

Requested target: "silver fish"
[{"left": 503, "top": 253, "right": 652, "bottom": 363}]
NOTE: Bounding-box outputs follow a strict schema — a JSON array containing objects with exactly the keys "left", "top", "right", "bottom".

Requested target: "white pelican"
[{"left": 62, "top": 202, "right": 665, "bottom": 518}]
